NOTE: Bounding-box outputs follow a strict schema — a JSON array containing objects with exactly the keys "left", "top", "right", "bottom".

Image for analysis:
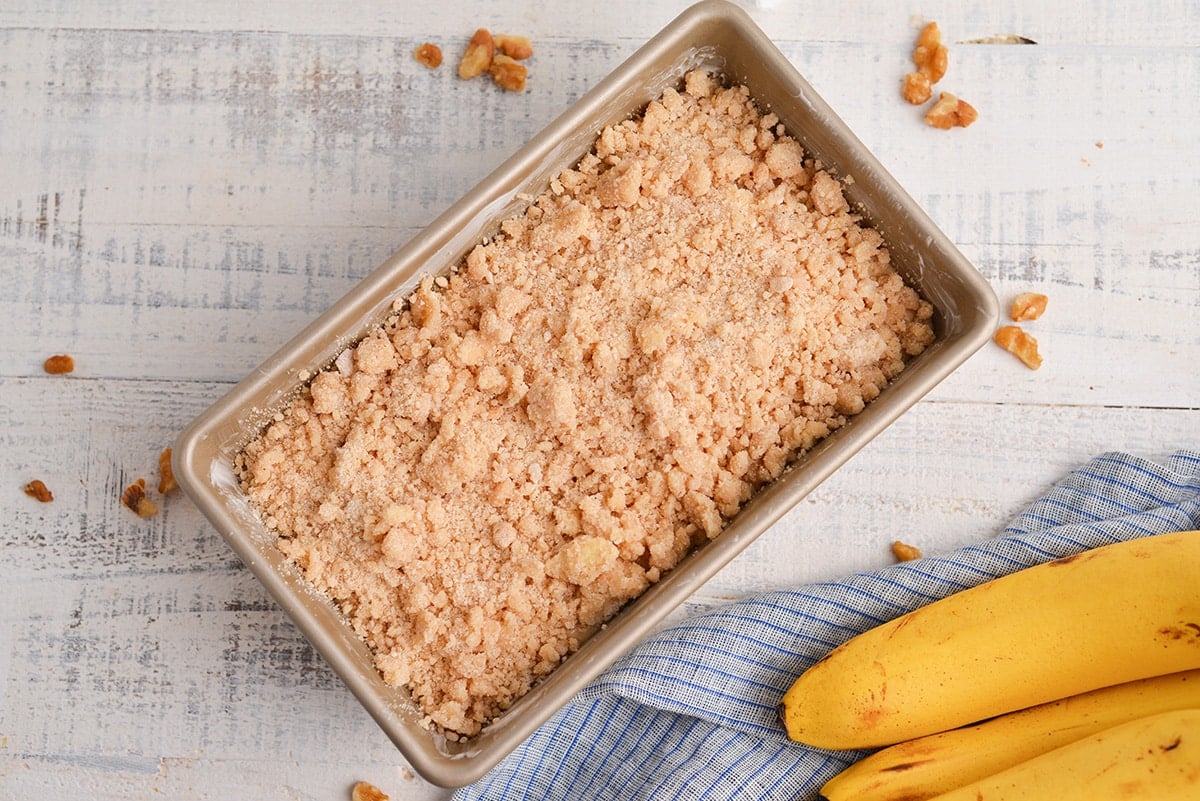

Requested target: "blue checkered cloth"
[{"left": 453, "top": 450, "right": 1200, "bottom": 801}]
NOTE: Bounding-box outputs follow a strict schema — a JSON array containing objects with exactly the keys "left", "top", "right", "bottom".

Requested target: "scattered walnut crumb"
[
  {"left": 912, "top": 22, "right": 948, "bottom": 83},
  {"left": 494, "top": 34, "right": 533, "bottom": 60},
  {"left": 121, "top": 478, "right": 159, "bottom": 518},
  {"left": 158, "top": 447, "right": 179, "bottom": 494},
  {"left": 23, "top": 479, "right": 54, "bottom": 503},
  {"left": 903, "top": 21, "right": 977, "bottom": 128},
  {"left": 458, "top": 28, "right": 495, "bottom": 80},
  {"left": 239, "top": 71, "right": 935, "bottom": 738},
  {"left": 924, "top": 92, "right": 978, "bottom": 129},
  {"left": 891, "top": 540, "right": 923, "bottom": 561},
  {"left": 414, "top": 42, "right": 443, "bottom": 69},
  {"left": 901, "top": 71, "right": 932, "bottom": 105},
  {"left": 43, "top": 354, "right": 75, "bottom": 374},
  {"left": 351, "top": 781, "right": 389, "bottom": 801},
  {"left": 1009, "top": 292, "right": 1048, "bottom": 322},
  {"left": 994, "top": 325, "right": 1042, "bottom": 369},
  {"left": 489, "top": 54, "right": 527, "bottom": 92}
]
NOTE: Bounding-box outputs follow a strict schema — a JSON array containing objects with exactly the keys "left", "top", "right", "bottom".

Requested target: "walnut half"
[
  {"left": 494, "top": 34, "right": 533, "bottom": 61},
  {"left": 121, "top": 478, "right": 159, "bottom": 518},
  {"left": 913, "top": 22, "right": 948, "bottom": 83},
  {"left": 489, "top": 54, "right": 527, "bottom": 93},
  {"left": 458, "top": 28, "right": 494, "bottom": 80}
]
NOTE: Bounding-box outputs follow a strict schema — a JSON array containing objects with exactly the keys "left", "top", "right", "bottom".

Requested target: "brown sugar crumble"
[
  {"left": 237, "top": 70, "right": 936, "bottom": 737},
  {"left": 23, "top": 479, "right": 54, "bottom": 502},
  {"left": 43, "top": 354, "right": 75, "bottom": 374}
]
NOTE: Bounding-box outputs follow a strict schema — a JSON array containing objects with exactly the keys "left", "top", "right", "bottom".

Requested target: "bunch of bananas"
[{"left": 779, "top": 530, "right": 1200, "bottom": 800}]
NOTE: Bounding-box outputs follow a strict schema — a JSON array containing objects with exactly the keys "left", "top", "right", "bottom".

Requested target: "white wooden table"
[{"left": 2, "top": 1, "right": 1197, "bottom": 798}]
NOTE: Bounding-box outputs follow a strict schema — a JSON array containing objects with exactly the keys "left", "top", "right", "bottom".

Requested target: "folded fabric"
[{"left": 453, "top": 450, "right": 1200, "bottom": 801}]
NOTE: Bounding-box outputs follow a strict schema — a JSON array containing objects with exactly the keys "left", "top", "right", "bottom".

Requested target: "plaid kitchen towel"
[{"left": 453, "top": 450, "right": 1200, "bottom": 801}]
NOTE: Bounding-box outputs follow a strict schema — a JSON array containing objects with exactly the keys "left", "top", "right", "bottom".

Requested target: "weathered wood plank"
[{"left": 2, "top": 0, "right": 1197, "bottom": 48}]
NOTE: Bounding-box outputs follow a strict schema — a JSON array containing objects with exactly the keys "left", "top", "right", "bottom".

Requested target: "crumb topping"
[{"left": 237, "top": 71, "right": 934, "bottom": 737}]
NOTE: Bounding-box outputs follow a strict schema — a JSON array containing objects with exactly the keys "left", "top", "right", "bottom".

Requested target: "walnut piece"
[
  {"left": 1009, "top": 292, "right": 1048, "bottom": 322},
  {"left": 458, "top": 28, "right": 494, "bottom": 80},
  {"left": 351, "top": 782, "right": 389, "bottom": 801},
  {"left": 158, "top": 447, "right": 179, "bottom": 494},
  {"left": 23, "top": 479, "right": 54, "bottom": 503},
  {"left": 891, "top": 540, "right": 923, "bottom": 561},
  {"left": 414, "top": 42, "right": 443, "bottom": 69},
  {"left": 43, "top": 354, "right": 75, "bottom": 374},
  {"left": 489, "top": 54, "right": 527, "bottom": 92},
  {"left": 494, "top": 34, "right": 533, "bottom": 60},
  {"left": 913, "top": 22, "right": 948, "bottom": 83},
  {"left": 902, "top": 71, "right": 933, "bottom": 105},
  {"left": 994, "top": 325, "right": 1042, "bottom": 369},
  {"left": 121, "top": 478, "right": 159, "bottom": 518},
  {"left": 924, "top": 92, "right": 978, "bottom": 129}
]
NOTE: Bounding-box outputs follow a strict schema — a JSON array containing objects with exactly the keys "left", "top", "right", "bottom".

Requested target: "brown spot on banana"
[
  {"left": 1156, "top": 623, "right": 1200, "bottom": 644},
  {"left": 881, "top": 759, "right": 934, "bottom": 772}
]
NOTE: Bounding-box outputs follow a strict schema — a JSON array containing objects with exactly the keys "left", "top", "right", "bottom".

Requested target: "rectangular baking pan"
[{"left": 173, "top": 0, "right": 999, "bottom": 787}]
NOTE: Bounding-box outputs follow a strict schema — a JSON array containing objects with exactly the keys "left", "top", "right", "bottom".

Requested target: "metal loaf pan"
[{"left": 173, "top": 0, "right": 999, "bottom": 787}]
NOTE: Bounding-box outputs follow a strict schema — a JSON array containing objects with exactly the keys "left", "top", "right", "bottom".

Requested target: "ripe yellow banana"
[
  {"left": 781, "top": 530, "right": 1200, "bottom": 749},
  {"left": 923, "top": 708, "right": 1200, "bottom": 801},
  {"left": 819, "top": 669, "right": 1200, "bottom": 801}
]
